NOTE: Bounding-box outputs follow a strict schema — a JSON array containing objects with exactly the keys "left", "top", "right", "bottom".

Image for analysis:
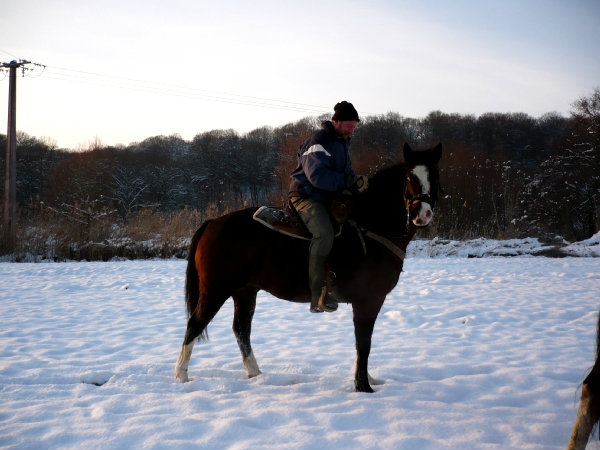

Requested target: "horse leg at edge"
[
  {"left": 568, "top": 310, "right": 600, "bottom": 450},
  {"left": 174, "top": 294, "right": 227, "bottom": 383},
  {"left": 568, "top": 367, "right": 600, "bottom": 450},
  {"left": 232, "top": 288, "right": 261, "bottom": 378}
]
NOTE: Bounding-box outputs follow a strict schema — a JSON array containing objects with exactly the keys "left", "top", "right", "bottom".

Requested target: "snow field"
[{"left": 0, "top": 255, "right": 599, "bottom": 449}]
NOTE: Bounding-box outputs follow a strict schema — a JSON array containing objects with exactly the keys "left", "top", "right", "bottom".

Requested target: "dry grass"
[{"left": 0, "top": 205, "right": 213, "bottom": 261}]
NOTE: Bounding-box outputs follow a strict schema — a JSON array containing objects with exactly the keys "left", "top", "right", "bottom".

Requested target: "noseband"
[
  {"left": 404, "top": 174, "right": 435, "bottom": 209},
  {"left": 405, "top": 192, "right": 434, "bottom": 209}
]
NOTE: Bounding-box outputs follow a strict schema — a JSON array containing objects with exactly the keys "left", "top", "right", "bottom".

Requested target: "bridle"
[
  {"left": 404, "top": 173, "right": 435, "bottom": 224},
  {"left": 354, "top": 169, "right": 439, "bottom": 262}
]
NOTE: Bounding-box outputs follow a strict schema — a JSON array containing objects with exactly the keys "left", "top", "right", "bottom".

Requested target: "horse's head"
[
  {"left": 353, "top": 143, "right": 442, "bottom": 236},
  {"left": 403, "top": 142, "right": 442, "bottom": 227}
]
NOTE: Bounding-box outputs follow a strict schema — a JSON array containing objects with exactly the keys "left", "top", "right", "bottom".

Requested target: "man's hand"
[
  {"left": 354, "top": 175, "right": 368, "bottom": 192},
  {"left": 346, "top": 174, "right": 369, "bottom": 193}
]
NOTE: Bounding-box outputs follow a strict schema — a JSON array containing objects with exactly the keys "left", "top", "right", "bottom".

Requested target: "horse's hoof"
[
  {"left": 355, "top": 385, "right": 375, "bottom": 393},
  {"left": 174, "top": 368, "right": 189, "bottom": 383},
  {"left": 243, "top": 352, "right": 262, "bottom": 378},
  {"left": 355, "top": 379, "right": 375, "bottom": 393}
]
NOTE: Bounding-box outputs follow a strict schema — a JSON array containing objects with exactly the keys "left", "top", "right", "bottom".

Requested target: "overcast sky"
[{"left": 1, "top": 0, "right": 599, "bottom": 149}]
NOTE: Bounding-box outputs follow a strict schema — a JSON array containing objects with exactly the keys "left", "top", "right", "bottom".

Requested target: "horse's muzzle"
[{"left": 411, "top": 202, "right": 434, "bottom": 227}]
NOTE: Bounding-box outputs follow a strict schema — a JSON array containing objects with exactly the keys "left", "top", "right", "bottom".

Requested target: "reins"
[
  {"left": 347, "top": 220, "right": 407, "bottom": 262},
  {"left": 341, "top": 172, "right": 419, "bottom": 262}
]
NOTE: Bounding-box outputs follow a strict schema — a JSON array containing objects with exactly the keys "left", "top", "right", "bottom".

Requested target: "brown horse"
[
  {"left": 174, "top": 143, "right": 442, "bottom": 392},
  {"left": 568, "top": 310, "right": 600, "bottom": 449}
]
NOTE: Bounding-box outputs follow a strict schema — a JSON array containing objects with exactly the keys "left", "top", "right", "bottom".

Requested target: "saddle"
[
  {"left": 253, "top": 194, "right": 353, "bottom": 241},
  {"left": 253, "top": 195, "right": 406, "bottom": 261},
  {"left": 253, "top": 204, "right": 312, "bottom": 240}
]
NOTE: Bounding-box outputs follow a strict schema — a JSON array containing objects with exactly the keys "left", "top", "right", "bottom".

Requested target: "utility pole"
[{"left": 2, "top": 59, "right": 37, "bottom": 233}]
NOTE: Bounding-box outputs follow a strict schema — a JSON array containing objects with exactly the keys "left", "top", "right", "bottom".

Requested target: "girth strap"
[
  {"left": 346, "top": 220, "right": 407, "bottom": 261},
  {"left": 363, "top": 230, "right": 407, "bottom": 261}
]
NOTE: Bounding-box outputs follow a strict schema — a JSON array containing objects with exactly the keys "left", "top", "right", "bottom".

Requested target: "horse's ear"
[
  {"left": 403, "top": 142, "right": 413, "bottom": 164},
  {"left": 433, "top": 142, "right": 442, "bottom": 163}
]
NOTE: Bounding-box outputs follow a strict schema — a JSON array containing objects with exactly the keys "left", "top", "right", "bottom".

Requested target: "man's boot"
[{"left": 309, "top": 255, "right": 338, "bottom": 313}]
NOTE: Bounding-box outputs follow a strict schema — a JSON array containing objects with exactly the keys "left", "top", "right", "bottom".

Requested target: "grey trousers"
[{"left": 291, "top": 197, "right": 334, "bottom": 258}]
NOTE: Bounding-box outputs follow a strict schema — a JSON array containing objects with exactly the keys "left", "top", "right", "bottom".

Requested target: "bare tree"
[{"left": 108, "top": 167, "right": 153, "bottom": 219}]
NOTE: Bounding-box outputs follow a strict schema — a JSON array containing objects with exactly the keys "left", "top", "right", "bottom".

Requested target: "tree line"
[{"left": 1, "top": 88, "right": 598, "bottom": 260}]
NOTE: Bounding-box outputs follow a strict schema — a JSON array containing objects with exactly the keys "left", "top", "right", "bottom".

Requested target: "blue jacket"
[{"left": 288, "top": 121, "right": 355, "bottom": 201}]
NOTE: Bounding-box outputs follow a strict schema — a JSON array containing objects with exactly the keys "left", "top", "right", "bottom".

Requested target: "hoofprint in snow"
[{"left": 1, "top": 237, "right": 599, "bottom": 450}]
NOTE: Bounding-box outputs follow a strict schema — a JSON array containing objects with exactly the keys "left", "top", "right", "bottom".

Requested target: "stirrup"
[{"left": 317, "top": 286, "right": 338, "bottom": 312}]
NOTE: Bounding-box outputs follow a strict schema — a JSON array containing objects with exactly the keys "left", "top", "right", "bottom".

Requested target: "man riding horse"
[{"left": 288, "top": 101, "right": 368, "bottom": 313}]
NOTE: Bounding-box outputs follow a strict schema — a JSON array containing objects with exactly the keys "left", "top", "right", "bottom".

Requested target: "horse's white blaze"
[
  {"left": 411, "top": 165, "right": 433, "bottom": 226},
  {"left": 174, "top": 341, "right": 195, "bottom": 383},
  {"left": 243, "top": 351, "right": 262, "bottom": 378},
  {"left": 412, "top": 165, "right": 430, "bottom": 194}
]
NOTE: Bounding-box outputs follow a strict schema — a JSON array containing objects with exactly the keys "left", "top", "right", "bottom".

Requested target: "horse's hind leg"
[
  {"left": 232, "top": 287, "right": 261, "bottom": 378},
  {"left": 174, "top": 293, "right": 228, "bottom": 383},
  {"left": 174, "top": 339, "right": 195, "bottom": 383}
]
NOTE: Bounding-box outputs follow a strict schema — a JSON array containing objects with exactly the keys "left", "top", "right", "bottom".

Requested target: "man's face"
[{"left": 332, "top": 120, "right": 359, "bottom": 139}]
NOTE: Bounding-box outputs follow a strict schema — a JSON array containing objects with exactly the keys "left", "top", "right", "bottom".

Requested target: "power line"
[
  {"left": 39, "top": 65, "right": 334, "bottom": 115},
  {"left": 0, "top": 49, "right": 20, "bottom": 60},
  {"left": 0, "top": 54, "right": 330, "bottom": 114},
  {"left": 0, "top": 53, "right": 376, "bottom": 116}
]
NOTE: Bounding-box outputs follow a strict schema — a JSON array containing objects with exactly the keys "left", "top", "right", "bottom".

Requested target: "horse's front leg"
[{"left": 353, "top": 314, "right": 377, "bottom": 393}]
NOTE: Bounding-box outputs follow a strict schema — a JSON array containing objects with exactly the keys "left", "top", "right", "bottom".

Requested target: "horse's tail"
[{"left": 185, "top": 220, "right": 212, "bottom": 319}]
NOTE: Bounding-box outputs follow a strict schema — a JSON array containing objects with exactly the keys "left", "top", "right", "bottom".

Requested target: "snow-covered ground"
[
  {"left": 410, "top": 232, "right": 600, "bottom": 258},
  {"left": 1, "top": 236, "right": 599, "bottom": 449}
]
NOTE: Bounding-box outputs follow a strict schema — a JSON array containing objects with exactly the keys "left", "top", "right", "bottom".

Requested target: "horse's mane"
[
  {"left": 354, "top": 163, "right": 409, "bottom": 236},
  {"left": 369, "top": 163, "right": 408, "bottom": 188}
]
